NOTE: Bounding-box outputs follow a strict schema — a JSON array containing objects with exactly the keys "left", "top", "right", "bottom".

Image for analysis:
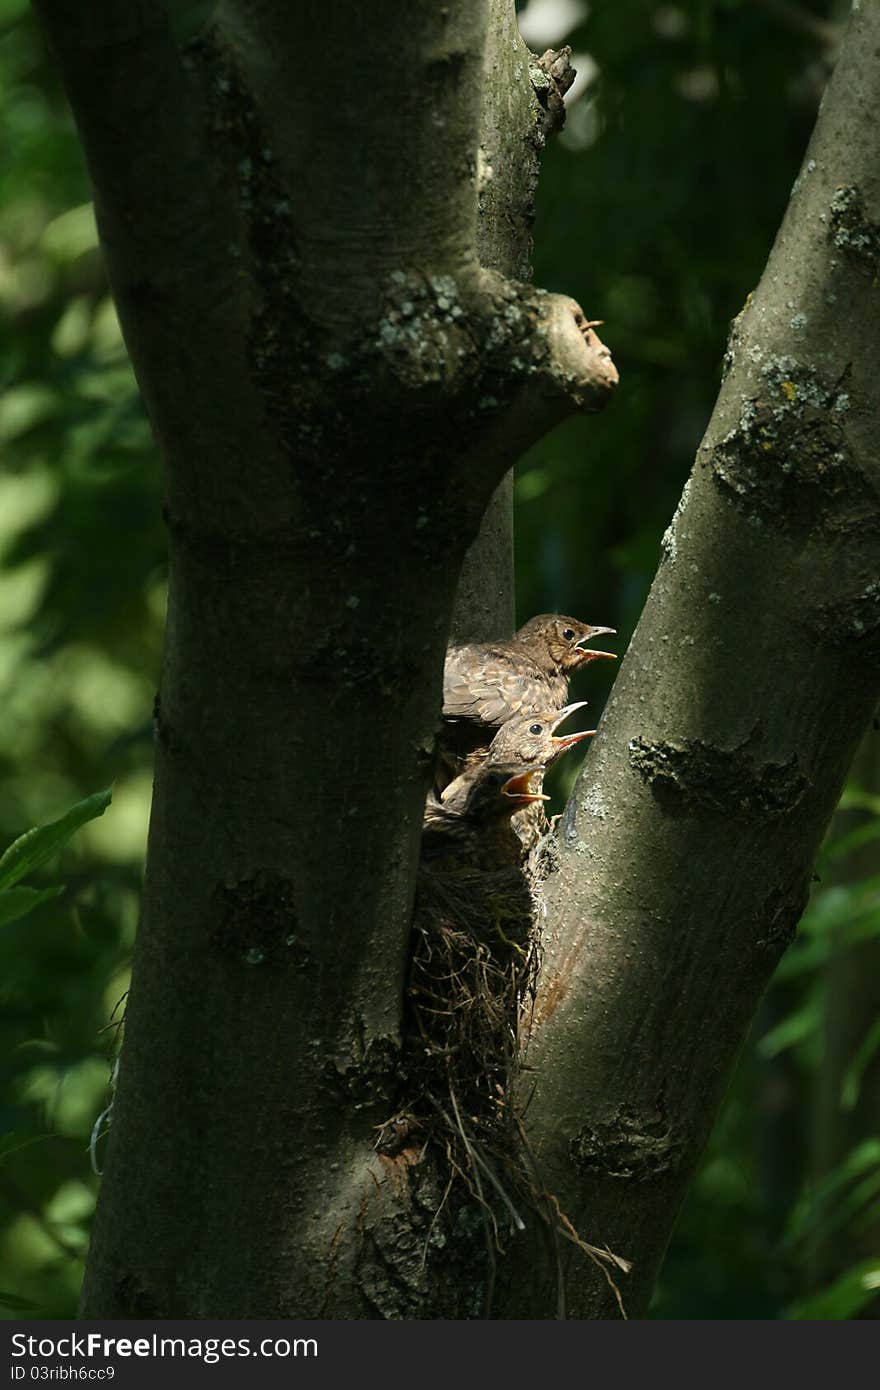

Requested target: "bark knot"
[
  {"left": 571, "top": 1103, "right": 682, "bottom": 1182},
  {"left": 628, "top": 735, "right": 809, "bottom": 819},
  {"left": 355, "top": 1158, "right": 487, "bottom": 1318},
  {"left": 809, "top": 579, "right": 880, "bottom": 666},
  {"left": 210, "top": 874, "right": 304, "bottom": 968},
  {"left": 332, "top": 1035, "right": 401, "bottom": 1113},
  {"left": 753, "top": 876, "right": 811, "bottom": 958}
]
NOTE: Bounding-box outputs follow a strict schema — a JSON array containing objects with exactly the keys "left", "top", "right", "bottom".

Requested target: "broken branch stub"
[{"left": 355, "top": 268, "right": 618, "bottom": 490}]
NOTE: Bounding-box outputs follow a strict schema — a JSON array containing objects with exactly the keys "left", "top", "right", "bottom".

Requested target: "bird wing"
[
  {"left": 443, "top": 648, "right": 549, "bottom": 729},
  {"left": 421, "top": 805, "right": 468, "bottom": 862}
]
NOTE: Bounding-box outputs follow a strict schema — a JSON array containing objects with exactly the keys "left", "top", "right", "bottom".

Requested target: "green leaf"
[
  {"left": 0, "top": 787, "right": 112, "bottom": 891},
  {"left": 0, "top": 1289, "right": 43, "bottom": 1313},
  {"left": 0, "top": 884, "right": 64, "bottom": 928},
  {"left": 39, "top": 202, "right": 97, "bottom": 262},
  {"left": 0, "top": 383, "right": 60, "bottom": 443},
  {"left": 805, "top": 1169, "right": 880, "bottom": 1252},
  {"left": 785, "top": 1139, "right": 880, "bottom": 1248},
  {"left": 842, "top": 1018, "right": 880, "bottom": 1112},
  {"left": 837, "top": 787, "right": 880, "bottom": 816},
  {"left": 788, "top": 1260, "right": 880, "bottom": 1320},
  {"left": 757, "top": 997, "right": 820, "bottom": 1059},
  {"left": 826, "top": 819, "right": 880, "bottom": 862}
]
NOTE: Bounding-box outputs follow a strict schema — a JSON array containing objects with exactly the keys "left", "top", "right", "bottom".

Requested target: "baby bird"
[
  {"left": 446, "top": 703, "right": 596, "bottom": 863},
  {"left": 440, "top": 701, "right": 594, "bottom": 804},
  {"left": 441, "top": 614, "right": 615, "bottom": 775},
  {"left": 422, "top": 762, "right": 548, "bottom": 873}
]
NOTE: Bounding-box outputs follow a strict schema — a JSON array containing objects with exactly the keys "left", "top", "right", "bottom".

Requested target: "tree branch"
[
  {"left": 451, "top": 5, "right": 604, "bottom": 643},
  {"left": 451, "top": 0, "right": 536, "bottom": 646}
]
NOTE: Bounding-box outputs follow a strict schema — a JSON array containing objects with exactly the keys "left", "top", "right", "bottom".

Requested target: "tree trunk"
[
  {"left": 31, "top": 0, "right": 880, "bottom": 1319},
  {"left": 498, "top": 5, "right": 880, "bottom": 1317},
  {"left": 33, "top": 0, "right": 613, "bottom": 1317}
]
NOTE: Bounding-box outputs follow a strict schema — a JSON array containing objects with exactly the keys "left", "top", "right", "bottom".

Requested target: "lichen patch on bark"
[
  {"left": 710, "top": 357, "right": 876, "bottom": 536},
  {"left": 529, "top": 46, "right": 575, "bottom": 134},
  {"left": 829, "top": 185, "right": 880, "bottom": 274}
]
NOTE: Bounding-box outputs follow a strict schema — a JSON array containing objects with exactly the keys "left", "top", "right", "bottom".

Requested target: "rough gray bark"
[
  {"left": 451, "top": 475, "right": 516, "bottom": 643},
  {"left": 502, "top": 4, "right": 880, "bottom": 1317},
  {"left": 32, "top": 0, "right": 615, "bottom": 1316}
]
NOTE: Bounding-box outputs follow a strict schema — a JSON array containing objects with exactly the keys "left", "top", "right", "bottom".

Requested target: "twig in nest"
[
  {"left": 434, "top": 1089, "right": 498, "bottom": 1314},
  {"left": 468, "top": 1142, "right": 526, "bottom": 1236}
]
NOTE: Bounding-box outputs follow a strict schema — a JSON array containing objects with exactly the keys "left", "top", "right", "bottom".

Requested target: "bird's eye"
[
  {"left": 562, "top": 628, "right": 576, "bottom": 642},
  {"left": 529, "top": 723, "right": 543, "bottom": 735}
]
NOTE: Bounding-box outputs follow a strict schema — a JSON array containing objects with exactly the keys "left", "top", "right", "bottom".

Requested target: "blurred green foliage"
[
  {"left": 653, "top": 791, "right": 880, "bottom": 1319},
  {"left": 0, "top": 0, "right": 162, "bottom": 1314},
  {"left": 1, "top": 0, "right": 876, "bottom": 1318},
  {"left": 0, "top": 786, "right": 112, "bottom": 927}
]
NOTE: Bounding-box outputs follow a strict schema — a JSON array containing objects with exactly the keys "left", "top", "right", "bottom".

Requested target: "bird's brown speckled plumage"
[
  {"left": 440, "top": 614, "right": 615, "bottom": 777},
  {"left": 422, "top": 762, "right": 547, "bottom": 873}
]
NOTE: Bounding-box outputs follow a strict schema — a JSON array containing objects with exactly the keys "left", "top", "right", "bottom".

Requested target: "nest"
[
  {"left": 377, "top": 858, "right": 630, "bottom": 1315},
  {"left": 404, "top": 864, "right": 537, "bottom": 1140}
]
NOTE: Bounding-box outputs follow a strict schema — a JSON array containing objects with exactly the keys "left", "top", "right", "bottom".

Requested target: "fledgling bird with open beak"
[
  {"left": 440, "top": 701, "right": 594, "bottom": 804},
  {"left": 422, "top": 762, "right": 549, "bottom": 873},
  {"left": 440, "top": 614, "right": 615, "bottom": 778}
]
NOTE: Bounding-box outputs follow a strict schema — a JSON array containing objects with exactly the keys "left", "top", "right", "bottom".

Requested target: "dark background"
[{"left": 1, "top": 0, "right": 877, "bottom": 1318}]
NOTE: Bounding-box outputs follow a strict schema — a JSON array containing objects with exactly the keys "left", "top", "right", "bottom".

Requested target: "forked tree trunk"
[{"left": 32, "top": 0, "right": 880, "bottom": 1317}]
